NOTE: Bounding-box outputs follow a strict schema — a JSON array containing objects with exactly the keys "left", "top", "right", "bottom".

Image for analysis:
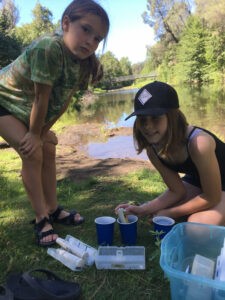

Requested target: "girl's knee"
[
  {"left": 21, "top": 147, "right": 43, "bottom": 164},
  {"left": 43, "top": 142, "right": 56, "bottom": 159},
  {"left": 188, "top": 211, "right": 224, "bottom": 226}
]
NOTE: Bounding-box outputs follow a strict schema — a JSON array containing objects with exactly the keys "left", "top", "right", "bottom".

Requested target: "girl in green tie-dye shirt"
[{"left": 0, "top": 0, "right": 109, "bottom": 247}]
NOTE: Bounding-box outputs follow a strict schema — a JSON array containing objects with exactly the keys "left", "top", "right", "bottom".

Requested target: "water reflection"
[
  {"left": 87, "top": 135, "right": 148, "bottom": 160},
  {"left": 65, "top": 84, "right": 225, "bottom": 159}
]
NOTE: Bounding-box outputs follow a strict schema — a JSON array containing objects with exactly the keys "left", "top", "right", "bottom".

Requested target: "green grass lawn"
[{"left": 0, "top": 147, "right": 171, "bottom": 299}]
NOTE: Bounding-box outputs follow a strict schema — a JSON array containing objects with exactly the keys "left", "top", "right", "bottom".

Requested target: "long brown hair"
[
  {"left": 133, "top": 109, "right": 188, "bottom": 158},
  {"left": 61, "top": 0, "right": 110, "bottom": 86}
]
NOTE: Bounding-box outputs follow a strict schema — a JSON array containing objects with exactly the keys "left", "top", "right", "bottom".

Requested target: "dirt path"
[{"left": 56, "top": 124, "right": 152, "bottom": 181}]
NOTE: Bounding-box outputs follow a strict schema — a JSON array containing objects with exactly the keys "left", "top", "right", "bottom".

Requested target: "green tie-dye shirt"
[{"left": 0, "top": 34, "right": 88, "bottom": 126}]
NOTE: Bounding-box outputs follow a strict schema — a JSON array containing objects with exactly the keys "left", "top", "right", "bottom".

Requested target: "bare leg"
[
  {"left": 21, "top": 149, "right": 47, "bottom": 219},
  {"left": 178, "top": 182, "right": 225, "bottom": 225},
  {"left": 188, "top": 192, "right": 225, "bottom": 225},
  {"left": 0, "top": 115, "right": 58, "bottom": 244},
  {"left": 41, "top": 136, "right": 58, "bottom": 212},
  {"left": 41, "top": 131, "right": 82, "bottom": 222}
]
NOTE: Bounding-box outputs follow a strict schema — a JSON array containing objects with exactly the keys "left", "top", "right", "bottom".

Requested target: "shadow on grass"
[{"left": 0, "top": 170, "right": 171, "bottom": 300}]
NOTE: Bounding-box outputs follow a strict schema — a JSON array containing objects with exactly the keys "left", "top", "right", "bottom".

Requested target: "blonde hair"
[{"left": 133, "top": 109, "right": 188, "bottom": 158}]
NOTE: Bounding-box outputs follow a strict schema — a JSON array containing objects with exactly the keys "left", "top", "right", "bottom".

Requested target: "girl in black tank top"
[{"left": 115, "top": 81, "right": 225, "bottom": 226}]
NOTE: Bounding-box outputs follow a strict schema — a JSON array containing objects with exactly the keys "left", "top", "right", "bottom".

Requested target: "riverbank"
[{"left": 56, "top": 123, "right": 152, "bottom": 181}]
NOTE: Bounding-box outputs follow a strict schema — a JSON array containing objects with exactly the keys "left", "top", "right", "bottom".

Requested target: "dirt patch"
[{"left": 56, "top": 124, "right": 152, "bottom": 181}]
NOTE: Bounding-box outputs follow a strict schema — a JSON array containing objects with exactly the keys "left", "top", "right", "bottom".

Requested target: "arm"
[
  {"left": 115, "top": 146, "right": 187, "bottom": 217},
  {"left": 41, "top": 96, "right": 72, "bottom": 134},
  {"left": 160, "top": 133, "right": 221, "bottom": 218},
  {"left": 138, "top": 146, "right": 187, "bottom": 215}
]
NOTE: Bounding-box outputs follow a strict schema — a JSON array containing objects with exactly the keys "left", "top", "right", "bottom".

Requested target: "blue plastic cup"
[
  {"left": 95, "top": 216, "right": 116, "bottom": 245},
  {"left": 117, "top": 215, "right": 138, "bottom": 245},
  {"left": 152, "top": 216, "right": 175, "bottom": 240}
]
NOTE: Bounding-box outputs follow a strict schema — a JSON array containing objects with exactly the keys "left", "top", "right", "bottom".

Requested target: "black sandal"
[
  {"left": 49, "top": 206, "right": 85, "bottom": 226},
  {"left": 0, "top": 285, "right": 13, "bottom": 300},
  {"left": 6, "top": 269, "right": 81, "bottom": 300},
  {"left": 34, "top": 217, "right": 57, "bottom": 247}
]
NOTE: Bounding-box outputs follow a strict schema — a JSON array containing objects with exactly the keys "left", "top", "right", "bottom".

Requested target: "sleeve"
[{"left": 29, "top": 37, "right": 63, "bottom": 86}]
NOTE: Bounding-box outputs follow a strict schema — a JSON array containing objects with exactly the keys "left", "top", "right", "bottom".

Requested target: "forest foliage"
[
  {"left": 142, "top": 0, "right": 225, "bottom": 84},
  {"left": 1, "top": 0, "right": 225, "bottom": 88}
]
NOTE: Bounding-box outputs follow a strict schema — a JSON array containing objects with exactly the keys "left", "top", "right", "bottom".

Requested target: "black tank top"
[{"left": 153, "top": 126, "right": 225, "bottom": 185}]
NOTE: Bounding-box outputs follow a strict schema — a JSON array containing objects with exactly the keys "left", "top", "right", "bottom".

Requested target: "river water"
[{"left": 66, "top": 84, "right": 225, "bottom": 160}]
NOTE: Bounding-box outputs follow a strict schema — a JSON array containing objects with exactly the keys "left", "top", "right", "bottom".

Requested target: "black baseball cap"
[{"left": 125, "top": 81, "right": 179, "bottom": 120}]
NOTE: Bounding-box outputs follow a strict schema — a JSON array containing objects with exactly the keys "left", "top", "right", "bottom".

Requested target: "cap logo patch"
[{"left": 138, "top": 89, "right": 152, "bottom": 105}]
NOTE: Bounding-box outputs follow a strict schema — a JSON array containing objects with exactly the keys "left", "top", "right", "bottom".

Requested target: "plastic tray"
[{"left": 95, "top": 246, "right": 145, "bottom": 270}]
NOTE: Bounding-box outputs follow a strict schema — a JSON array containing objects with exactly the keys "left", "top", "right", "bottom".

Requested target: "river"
[{"left": 63, "top": 84, "right": 225, "bottom": 160}]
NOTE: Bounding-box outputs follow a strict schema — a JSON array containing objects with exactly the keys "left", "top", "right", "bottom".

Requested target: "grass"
[{"left": 0, "top": 147, "right": 171, "bottom": 300}]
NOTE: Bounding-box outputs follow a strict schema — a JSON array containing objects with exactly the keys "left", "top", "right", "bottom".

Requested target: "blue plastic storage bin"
[{"left": 160, "top": 222, "right": 225, "bottom": 300}]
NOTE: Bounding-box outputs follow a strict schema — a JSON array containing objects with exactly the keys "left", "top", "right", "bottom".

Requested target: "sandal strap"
[
  {"left": 34, "top": 217, "right": 56, "bottom": 246},
  {"left": 49, "top": 206, "right": 64, "bottom": 222},
  {"left": 49, "top": 206, "right": 84, "bottom": 226},
  {"left": 60, "top": 211, "right": 76, "bottom": 225},
  {"left": 34, "top": 217, "right": 52, "bottom": 232},
  {"left": 37, "top": 228, "right": 54, "bottom": 239}
]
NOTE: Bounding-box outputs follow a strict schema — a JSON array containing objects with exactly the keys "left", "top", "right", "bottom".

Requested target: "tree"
[
  {"left": 132, "top": 62, "right": 144, "bottom": 75},
  {"left": 142, "top": 0, "right": 192, "bottom": 43},
  {"left": 195, "top": 0, "right": 225, "bottom": 74},
  {"left": 195, "top": 0, "right": 225, "bottom": 29},
  {"left": 0, "top": 0, "right": 19, "bottom": 33},
  {"left": 144, "top": 41, "right": 167, "bottom": 71},
  {"left": 0, "top": 0, "right": 21, "bottom": 67},
  {"left": 0, "top": 32, "right": 21, "bottom": 68},
  {"left": 175, "top": 16, "right": 208, "bottom": 83},
  {"left": 119, "top": 57, "right": 132, "bottom": 76},
  {"left": 32, "top": 1, "right": 54, "bottom": 37},
  {"left": 119, "top": 57, "right": 133, "bottom": 86},
  {"left": 14, "top": 2, "right": 55, "bottom": 47},
  {"left": 99, "top": 51, "right": 122, "bottom": 89}
]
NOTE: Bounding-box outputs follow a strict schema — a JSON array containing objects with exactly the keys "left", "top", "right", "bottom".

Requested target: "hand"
[
  {"left": 115, "top": 203, "right": 145, "bottom": 217},
  {"left": 19, "top": 132, "right": 42, "bottom": 157}
]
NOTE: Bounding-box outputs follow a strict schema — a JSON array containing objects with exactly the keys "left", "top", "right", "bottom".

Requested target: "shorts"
[
  {"left": 182, "top": 174, "right": 225, "bottom": 191},
  {"left": 0, "top": 105, "right": 11, "bottom": 116}
]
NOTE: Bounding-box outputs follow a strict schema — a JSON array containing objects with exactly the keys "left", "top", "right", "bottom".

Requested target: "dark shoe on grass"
[
  {"left": 0, "top": 285, "right": 13, "bottom": 300},
  {"left": 6, "top": 269, "right": 81, "bottom": 300},
  {"left": 49, "top": 206, "right": 85, "bottom": 226},
  {"left": 34, "top": 217, "right": 57, "bottom": 247}
]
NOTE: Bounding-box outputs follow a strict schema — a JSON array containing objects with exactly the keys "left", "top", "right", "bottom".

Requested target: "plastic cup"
[
  {"left": 152, "top": 216, "right": 175, "bottom": 240},
  {"left": 95, "top": 216, "right": 116, "bottom": 246},
  {"left": 117, "top": 215, "right": 138, "bottom": 245}
]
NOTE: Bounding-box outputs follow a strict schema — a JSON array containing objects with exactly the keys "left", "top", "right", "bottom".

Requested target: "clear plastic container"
[
  {"left": 95, "top": 246, "right": 145, "bottom": 270},
  {"left": 191, "top": 254, "right": 215, "bottom": 278},
  {"left": 64, "top": 235, "right": 97, "bottom": 266},
  {"left": 56, "top": 237, "right": 89, "bottom": 261},
  {"left": 160, "top": 222, "right": 225, "bottom": 300},
  {"left": 47, "top": 248, "right": 85, "bottom": 271}
]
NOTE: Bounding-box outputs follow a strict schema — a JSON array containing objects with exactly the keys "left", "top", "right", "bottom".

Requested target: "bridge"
[{"left": 112, "top": 72, "right": 157, "bottom": 82}]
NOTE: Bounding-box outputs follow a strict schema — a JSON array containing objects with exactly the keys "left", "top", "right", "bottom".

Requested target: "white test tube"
[
  {"left": 65, "top": 235, "right": 97, "bottom": 266},
  {"left": 56, "top": 238, "right": 88, "bottom": 260},
  {"left": 47, "top": 248, "right": 85, "bottom": 271},
  {"left": 118, "top": 208, "right": 128, "bottom": 223}
]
